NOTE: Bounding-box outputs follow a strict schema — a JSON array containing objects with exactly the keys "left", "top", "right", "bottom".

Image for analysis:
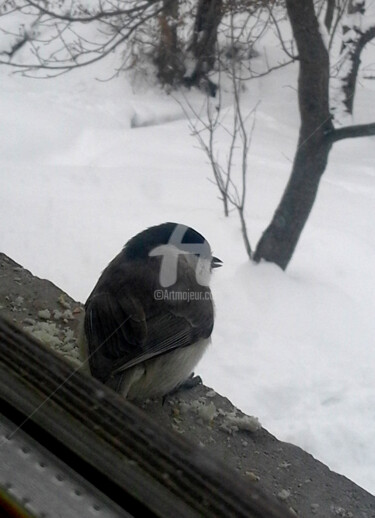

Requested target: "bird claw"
[{"left": 162, "top": 373, "right": 203, "bottom": 405}]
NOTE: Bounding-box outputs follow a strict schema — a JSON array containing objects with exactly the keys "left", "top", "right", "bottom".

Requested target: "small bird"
[{"left": 79, "top": 222, "right": 222, "bottom": 400}]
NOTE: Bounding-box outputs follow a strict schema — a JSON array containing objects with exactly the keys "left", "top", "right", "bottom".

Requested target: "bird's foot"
[
  {"left": 179, "top": 373, "right": 203, "bottom": 391},
  {"left": 162, "top": 374, "right": 203, "bottom": 405}
]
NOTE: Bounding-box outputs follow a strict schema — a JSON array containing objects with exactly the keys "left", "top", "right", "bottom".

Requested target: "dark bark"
[
  {"left": 254, "top": 0, "right": 334, "bottom": 269},
  {"left": 329, "top": 122, "right": 375, "bottom": 142},
  {"left": 184, "top": 0, "right": 223, "bottom": 95},
  {"left": 253, "top": 0, "right": 375, "bottom": 269},
  {"left": 155, "top": 0, "right": 185, "bottom": 86},
  {"left": 324, "top": 0, "right": 336, "bottom": 32},
  {"left": 340, "top": 10, "right": 375, "bottom": 115}
]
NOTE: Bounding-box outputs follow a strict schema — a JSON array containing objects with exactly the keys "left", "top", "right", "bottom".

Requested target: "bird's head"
[{"left": 123, "top": 222, "right": 222, "bottom": 286}]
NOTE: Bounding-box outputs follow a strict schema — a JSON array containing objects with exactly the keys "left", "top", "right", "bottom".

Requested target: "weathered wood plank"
[{"left": 0, "top": 316, "right": 292, "bottom": 518}]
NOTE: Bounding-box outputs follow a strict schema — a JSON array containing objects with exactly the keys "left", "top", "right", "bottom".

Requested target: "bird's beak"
[{"left": 211, "top": 256, "right": 223, "bottom": 268}]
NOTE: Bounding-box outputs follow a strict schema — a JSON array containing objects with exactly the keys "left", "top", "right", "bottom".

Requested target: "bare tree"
[
  {"left": 335, "top": 0, "right": 375, "bottom": 117},
  {"left": 154, "top": 0, "right": 185, "bottom": 86},
  {"left": 184, "top": 0, "right": 223, "bottom": 93},
  {"left": 4, "top": 1, "right": 374, "bottom": 270},
  {"left": 324, "top": 0, "right": 336, "bottom": 32},
  {"left": 0, "top": 0, "right": 167, "bottom": 77},
  {"left": 184, "top": 61, "right": 256, "bottom": 259},
  {"left": 0, "top": 0, "right": 281, "bottom": 86},
  {"left": 253, "top": 0, "right": 375, "bottom": 269}
]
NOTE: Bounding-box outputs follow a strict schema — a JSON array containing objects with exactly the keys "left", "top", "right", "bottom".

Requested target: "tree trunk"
[
  {"left": 155, "top": 0, "right": 185, "bottom": 86},
  {"left": 338, "top": 0, "right": 375, "bottom": 116},
  {"left": 324, "top": 0, "right": 336, "bottom": 32},
  {"left": 254, "top": 0, "right": 334, "bottom": 269},
  {"left": 185, "top": 0, "right": 223, "bottom": 95}
]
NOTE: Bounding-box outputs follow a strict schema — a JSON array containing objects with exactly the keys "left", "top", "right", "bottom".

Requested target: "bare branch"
[
  {"left": 266, "top": 5, "right": 298, "bottom": 60},
  {"left": 0, "top": 2, "right": 165, "bottom": 73},
  {"left": 328, "top": 122, "right": 375, "bottom": 142},
  {"left": 22, "top": 0, "right": 161, "bottom": 23},
  {"left": 328, "top": 0, "right": 350, "bottom": 50},
  {"left": 1, "top": 32, "right": 29, "bottom": 58},
  {"left": 324, "top": 0, "right": 335, "bottom": 32}
]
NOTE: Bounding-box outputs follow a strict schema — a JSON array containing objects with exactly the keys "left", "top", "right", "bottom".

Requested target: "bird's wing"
[
  {"left": 84, "top": 290, "right": 147, "bottom": 382},
  {"left": 84, "top": 260, "right": 214, "bottom": 382},
  {"left": 111, "top": 301, "right": 213, "bottom": 374}
]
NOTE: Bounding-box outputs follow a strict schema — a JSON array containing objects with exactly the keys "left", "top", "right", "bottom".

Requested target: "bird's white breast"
[{"left": 123, "top": 338, "right": 211, "bottom": 400}]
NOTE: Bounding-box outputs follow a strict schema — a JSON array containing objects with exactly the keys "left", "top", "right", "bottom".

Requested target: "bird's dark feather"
[{"left": 84, "top": 252, "right": 214, "bottom": 384}]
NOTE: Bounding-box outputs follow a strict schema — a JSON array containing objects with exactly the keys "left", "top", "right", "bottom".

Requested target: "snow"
[{"left": 1, "top": 28, "right": 375, "bottom": 498}]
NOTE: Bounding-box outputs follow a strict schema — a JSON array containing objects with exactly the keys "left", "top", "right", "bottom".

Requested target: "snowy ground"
[{"left": 1, "top": 36, "right": 375, "bottom": 495}]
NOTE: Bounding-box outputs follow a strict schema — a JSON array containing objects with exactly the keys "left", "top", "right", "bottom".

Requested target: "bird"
[{"left": 79, "top": 222, "right": 222, "bottom": 401}]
